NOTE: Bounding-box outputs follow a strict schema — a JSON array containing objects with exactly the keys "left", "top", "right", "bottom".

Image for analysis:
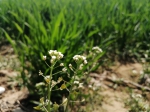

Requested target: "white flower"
[
  {"left": 74, "top": 81, "right": 79, "bottom": 84},
  {"left": 72, "top": 76, "right": 80, "bottom": 80},
  {"left": 53, "top": 50, "right": 58, "bottom": 55},
  {"left": 48, "top": 50, "right": 53, "bottom": 56},
  {"left": 144, "top": 54, "right": 148, "bottom": 58},
  {"left": 60, "top": 63, "right": 64, "bottom": 66},
  {"left": 58, "top": 52, "right": 63, "bottom": 58},
  {"left": 51, "top": 59, "right": 54, "bottom": 64},
  {"left": 84, "top": 72, "right": 88, "bottom": 75},
  {"left": 48, "top": 50, "right": 63, "bottom": 60},
  {"left": 56, "top": 52, "right": 63, "bottom": 60},
  {"left": 92, "top": 46, "right": 103, "bottom": 53},
  {"left": 69, "top": 64, "right": 72, "bottom": 68},
  {"left": 88, "top": 85, "right": 92, "bottom": 88},
  {"left": 52, "top": 56, "right": 56, "bottom": 60},
  {"left": 135, "top": 94, "right": 142, "bottom": 98},
  {"left": 36, "top": 82, "right": 45, "bottom": 87},
  {"left": 73, "top": 55, "right": 80, "bottom": 61},
  {"left": 84, "top": 60, "right": 87, "bottom": 64},
  {"left": 43, "top": 56, "right": 47, "bottom": 60},
  {"left": 73, "top": 55, "right": 87, "bottom": 64},
  {"left": 0, "top": 87, "right": 5, "bottom": 94},
  {"left": 39, "top": 70, "right": 43, "bottom": 75},
  {"left": 45, "top": 75, "right": 50, "bottom": 79},
  {"left": 62, "top": 68, "right": 67, "bottom": 72},
  {"left": 81, "top": 56, "right": 86, "bottom": 60},
  {"left": 79, "top": 64, "right": 84, "bottom": 70},
  {"left": 73, "top": 56, "right": 78, "bottom": 61},
  {"left": 44, "top": 76, "right": 51, "bottom": 83},
  {"left": 51, "top": 80, "right": 57, "bottom": 87},
  {"left": 140, "top": 70, "right": 144, "bottom": 75},
  {"left": 78, "top": 83, "right": 84, "bottom": 89},
  {"left": 132, "top": 70, "right": 138, "bottom": 74}
]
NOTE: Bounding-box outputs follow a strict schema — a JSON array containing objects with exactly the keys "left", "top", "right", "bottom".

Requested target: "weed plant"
[
  {"left": 33, "top": 47, "right": 103, "bottom": 112},
  {"left": 125, "top": 93, "right": 150, "bottom": 112},
  {"left": 139, "top": 57, "right": 150, "bottom": 87}
]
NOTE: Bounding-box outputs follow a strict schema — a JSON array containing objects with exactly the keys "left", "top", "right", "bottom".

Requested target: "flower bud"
[
  {"left": 84, "top": 60, "right": 87, "bottom": 64},
  {"left": 79, "top": 64, "right": 84, "bottom": 70},
  {"left": 62, "top": 68, "right": 67, "bottom": 72},
  {"left": 60, "top": 63, "right": 64, "bottom": 66},
  {"left": 36, "top": 82, "right": 45, "bottom": 87},
  {"left": 48, "top": 50, "right": 53, "bottom": 56},
  {"left": 39, "top": 70, "right": 43, "bottom": 76},
  {"left": 78, "top": 83, "right": 84, "bottom": 89},
  {"left": 69, "top": 64, "right": 72, "bottom": 68},
  {"left": 44, "top": 76, "right": 50, "bottom": 83},
  {"left": 74, "top": 81, "right": 79, "bottom": 84},
  {"left": 92, "top": 46, "right": 103, "bottom": 53},
  {"left": 43, "top": 56, "right": 46, "bottom": 60},
  {"left": 52, "top": 56, "right": 56, "bottom": 60}
]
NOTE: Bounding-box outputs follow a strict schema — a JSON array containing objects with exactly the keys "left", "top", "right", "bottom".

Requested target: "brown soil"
[{"left": 100, "top": 62, "right": 143, "bottom": 112}]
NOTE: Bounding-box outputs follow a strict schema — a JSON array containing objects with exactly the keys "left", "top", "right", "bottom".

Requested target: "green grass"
[{"left": 1, "top": 0, "right": 150, "bottom": 96}]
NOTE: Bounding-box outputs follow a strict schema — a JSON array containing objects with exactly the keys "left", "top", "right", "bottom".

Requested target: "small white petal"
[
  {"left": 78, "top": 83, "right": 84, "bottom": 89},
  {"left": 52, "top": 56, "right": 56, "bottom": 60},
  {"left": 132, "top": 70, "right": 138, "bottom": 74},
  {"left": 82, "top": 56, "right": 86, "bottom": 60},
  {"left": 74, "top": 81, "right": 79, "bottom": 84},
  {"left": 48, "top": 50, "right": 53, "bottom": 55},
  {"left": 69, "top": 64, "right": 72, "bottom": 67},
  {"left": 62, "top": 68, "right": 67, "bottom": 72},
  {"left": 84, "top": 60, "right": 87, "bottom": 64},
  {"left": 53, "top": 50, "right": 58, "bottom": 55},
  {"left": 60, "top": 63, "right": 64, "bottom": 66}
]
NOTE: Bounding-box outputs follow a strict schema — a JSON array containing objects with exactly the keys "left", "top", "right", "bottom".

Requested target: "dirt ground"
[{"left": 0, "top": 44, "right": 149, "bottom": 112}]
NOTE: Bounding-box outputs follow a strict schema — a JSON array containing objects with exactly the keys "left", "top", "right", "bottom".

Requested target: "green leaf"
[{"left": 13, "top": 21, "right": 23, "bottom": 34}]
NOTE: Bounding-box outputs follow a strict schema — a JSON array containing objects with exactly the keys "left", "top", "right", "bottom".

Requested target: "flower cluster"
[
  {"left": 73, "top": 55, "right": 87, "bottom": 65},
  {"left": 35, "top": 47, "right": 103, "bottom": 112},
  {"left": 92, "top": 46, "right": 103, "bottom": 54},
  {"left": 48, "top": 50, "right": 64, "bottom": 63}
]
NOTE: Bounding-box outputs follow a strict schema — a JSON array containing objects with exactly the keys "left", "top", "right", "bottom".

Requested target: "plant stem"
[
  {"left": 47, "top": 65, "right": 54, "bottom": 112},
  {"left": 65, "top": 71, "right": 77, "bottom": 112}
]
